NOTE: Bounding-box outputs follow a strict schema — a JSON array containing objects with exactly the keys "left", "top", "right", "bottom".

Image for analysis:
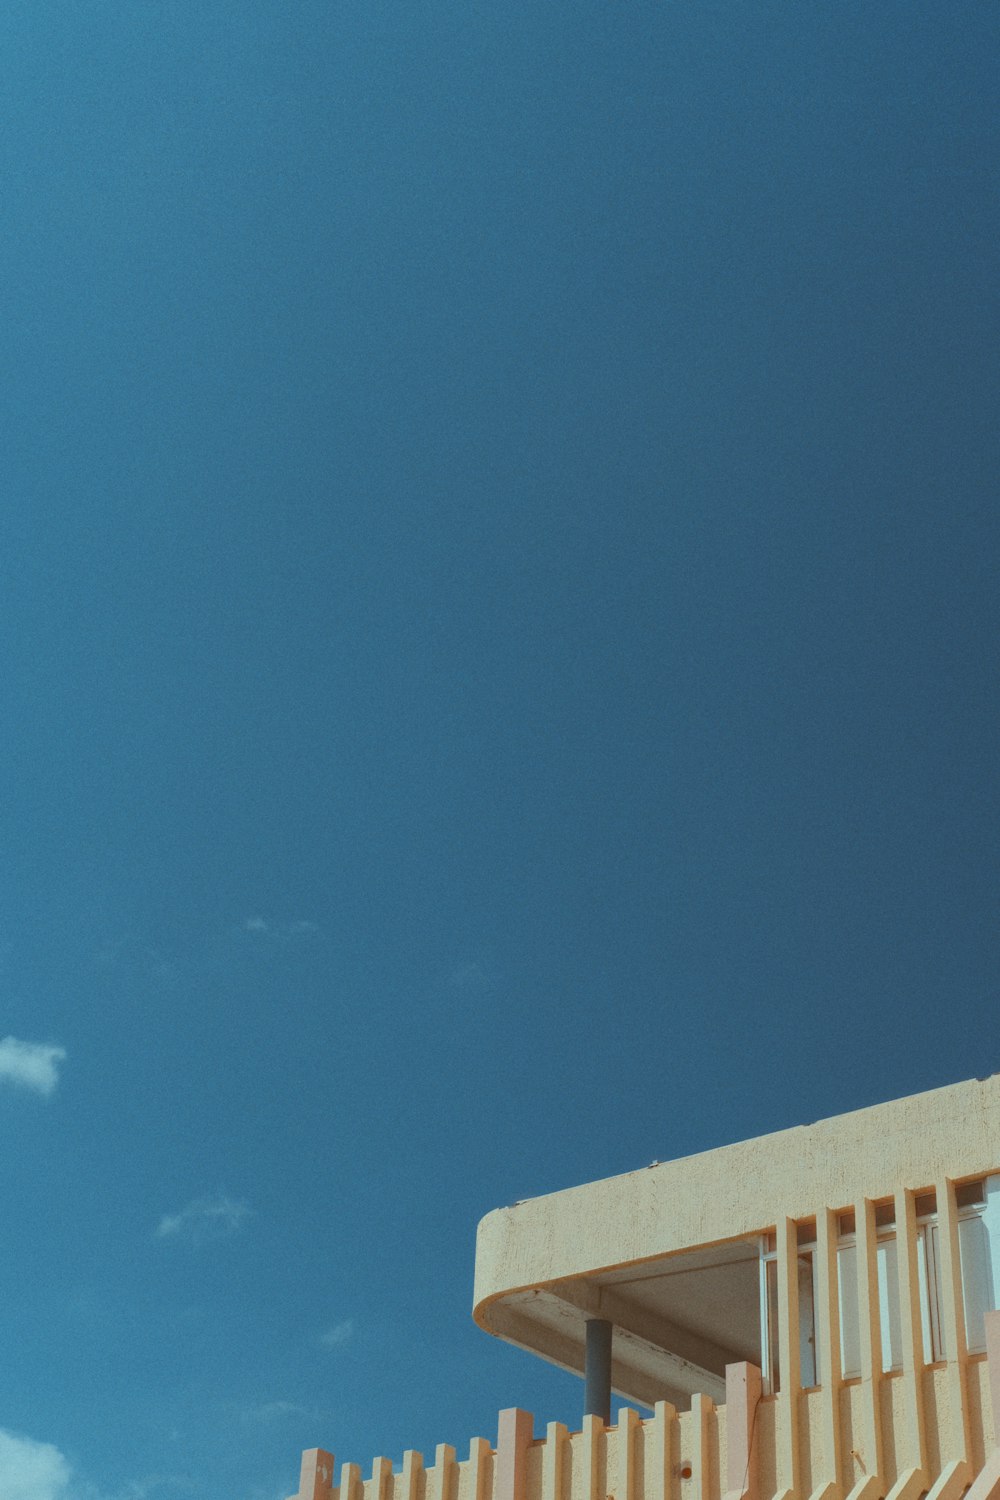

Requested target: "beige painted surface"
[
  {"left": 475, "top": 1077, "right": 1000, "bottom": 1317},
  {"left": 473, "top": 1076, "right": 1000, "bottom": 1413},
  {"left": 287, "top": 1381, "right": 999, "bottom": 1500}
]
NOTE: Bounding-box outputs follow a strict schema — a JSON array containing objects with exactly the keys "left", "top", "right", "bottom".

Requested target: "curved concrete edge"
[{"left": 473, "top": 1075, "right": 1000, "bottom": 1322}]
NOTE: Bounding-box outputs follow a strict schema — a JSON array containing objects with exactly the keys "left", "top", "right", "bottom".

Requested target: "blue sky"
[{"left": 2, "top": 1, "right": 999, "bottom": 1496}]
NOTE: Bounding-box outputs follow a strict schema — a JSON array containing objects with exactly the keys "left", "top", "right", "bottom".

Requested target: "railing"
[
  {"left": 290, "top": 1322, "right": 1000, "bottom": 1500},
  {"left": 288, "top": 1395, "right": 743, "bottom": 1500}
]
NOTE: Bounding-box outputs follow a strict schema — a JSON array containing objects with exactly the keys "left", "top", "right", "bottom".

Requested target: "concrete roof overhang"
[
  {"left": 477, "top": 1236, "right": 761, "bottom": 1408},
  {"left": 473, "top": 1074, "right": 1000, "bottom": 1408}
]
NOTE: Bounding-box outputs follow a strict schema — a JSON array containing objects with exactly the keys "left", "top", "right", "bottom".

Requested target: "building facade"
[{"left": 289, "top": 1075, "right": 1000, "bottom": 1500}]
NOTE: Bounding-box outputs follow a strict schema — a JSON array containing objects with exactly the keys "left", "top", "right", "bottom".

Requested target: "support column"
[{"left": 584, "top": 1318, "right": 613, "bottom": 1424}]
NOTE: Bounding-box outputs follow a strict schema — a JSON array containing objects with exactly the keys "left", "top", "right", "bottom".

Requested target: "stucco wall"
[{"left": 475, "top": 1076, "right": 1000, "bottom": 1316}]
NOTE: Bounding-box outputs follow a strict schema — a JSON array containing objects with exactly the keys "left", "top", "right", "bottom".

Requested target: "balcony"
[
  {"left": 289, "top": 1333, "right": 1000, "bottom": 1500},
  {"left": 289, "top": 1080, "right": 1000, "bottom": 1500}
]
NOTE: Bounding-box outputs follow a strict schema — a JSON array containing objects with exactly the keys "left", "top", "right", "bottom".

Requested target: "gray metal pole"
[{"left": 583, "top": 1317, "right": 612, "bottom": 1424}]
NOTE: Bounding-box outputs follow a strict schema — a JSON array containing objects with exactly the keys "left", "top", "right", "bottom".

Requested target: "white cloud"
[
  {"left": 250, "top": 1402, "right": 302, "bottom": 1421},
  {"left": 0, "top": 1429, "right": 71, "bottom": 1500},
  {"left": 155, "top": 1196, "right": 251, "bottom": 1243},
  {"left": 319, "top": 1320, "right": 354, "bottom": 1349},
  {"left": 242, "top": 918, "right": 319, "bottom": 939},
  {"left": 0, "top": 1428, "right": 189, "bottom": 1500},
  {"left": 0, "top": 1037, "right": 66, "bottom": 1097}
]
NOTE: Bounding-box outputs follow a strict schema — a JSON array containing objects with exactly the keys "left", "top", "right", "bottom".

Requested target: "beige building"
[{"left": 290, "top": 1075, "right": 1000, "bottom": 1500}]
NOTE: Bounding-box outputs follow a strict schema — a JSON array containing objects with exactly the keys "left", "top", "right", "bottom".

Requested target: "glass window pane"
[
  {"left": 958, "top": 1213, "right": 994, "bottom": 1352},
  {"left": 926, "top": 1222, "right": 945, "bottom": 1360},
  {"left": 838, "top": 1242, "right": 860, "bottom": 1378},
  {"left": 916, "top": 1226, "right": 934, "bottom": 1362},
  {"left": 877, "top": 1236, "right": 902, "bottom": 1371},
  {"left": 766, "top": 1256, "right": 781, "bottom": 1393},
  {"left": 799, "top": 1252, "right": 817, "bottom": 1387},
  {"left": 984, "top": 1176, "right": 1000, "bottom": 1329}
]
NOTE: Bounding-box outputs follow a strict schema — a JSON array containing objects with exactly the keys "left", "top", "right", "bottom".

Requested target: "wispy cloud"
[
  {"left": 242, "top": 917, "right": 319, "bottom": 939},
  {"left": 156, "top": 1196, "right": 251, "bottom": 1243},
  {"left": 0, "top": 1038, "right": 66, "bottom": 1097},
  {"left": 319, "top": 1319, "right": 354, "bottom": 1349},
  {"left": 230, "top": 1399, "right": 314, "bottom": 1426},
  {"left": 0, "top": 1427, "right": 71, "bottom": 1500},
  {"left": 246, "top": 1401, "right": 305, "bottom": 1422}
]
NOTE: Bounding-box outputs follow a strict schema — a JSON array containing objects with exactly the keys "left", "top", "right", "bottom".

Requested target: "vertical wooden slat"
[
  {"left": 468, "top": 1438, "right": 493, "bottom": 1500},
  {"left": 985, "top": 1308, "right": 1000, "bottom": 1449},
  {"left": 619, "top": 1408, "right": 640, "bottom": 1500},
  {"left": 299, "top": 1450, "right": 335, "bottom": 1500},
  {"left": 428, "top": 1446, "right": 458, "bottom": 1500},
  {"left": 690, "top": 1393, "right": 713, "bottom": 1500},
  {"left": 894, "top": 1188, "right": 929, "bottom": 1482},
  {"left": 650, "top": 1401, "right": 676, "bottom": 1500},
  {"left": 431, "top": 1446, "right": 458, "bottom": 1500},
  {"left": 776, "top": 1217, "right": 801, "bottom": 1500},
  {"left": 917, "top": 1181, "right": 969, "bottom": 1500},
  {"left": 496, "top": 1411, "right": 534, "bottom": 1500},
  {"left": 401, "top": 1448, "right": 425, "bottom": 1500},
  {"left": 935, "top": 1179, "right": 972, "bottom": 1470},
  {"left": 852, "top": 1199, "right": 884, "bottom": 1495},
  {"left": 371, "top": 1457, "right": 393, "bottom": 1500},
  {"left": 812, "top": 1208, "right": 844, "bottom": 1500},
  {"left": 343, "top": 1460, "right": 364, "bottom": 1500},
  {"left": 724, "top": 1362, "right": 761, "bottom": 1500},
  {"left": 580, "top": 1413, "right": 603, "bottom": 1500},
  {"left": 542, "top": 1422, "right": 567, "bottom": 1500}
]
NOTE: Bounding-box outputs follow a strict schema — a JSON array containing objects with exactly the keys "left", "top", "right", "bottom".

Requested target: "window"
[
  {"left": 798, "top": 1244, "right": 818, "bottom": 1387},
  {"left": 759, "top": 1227, "right": 818, "bottom": 1393},
  {"left": 916, "top": 1193, "right": 942, "bottom": 1361},
  {"left": 913, "top": 1179, "right": 1000, "bottom": 1361},
  {"left": 840, "top": 1196, "right": 940, "bottom": 1373},
  {"left": 839, "top": 1181, "right": 1000, "bottom": 1373},
  {"left": 836, "top": 1209, "right": 902, "bottom": 1378},
  {"left": 956, "top": 1176, "right": 1000, "bottom": 1352},
  {"left": 759, "top": 1180, "right": 1000, "bottom": 1391}
]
